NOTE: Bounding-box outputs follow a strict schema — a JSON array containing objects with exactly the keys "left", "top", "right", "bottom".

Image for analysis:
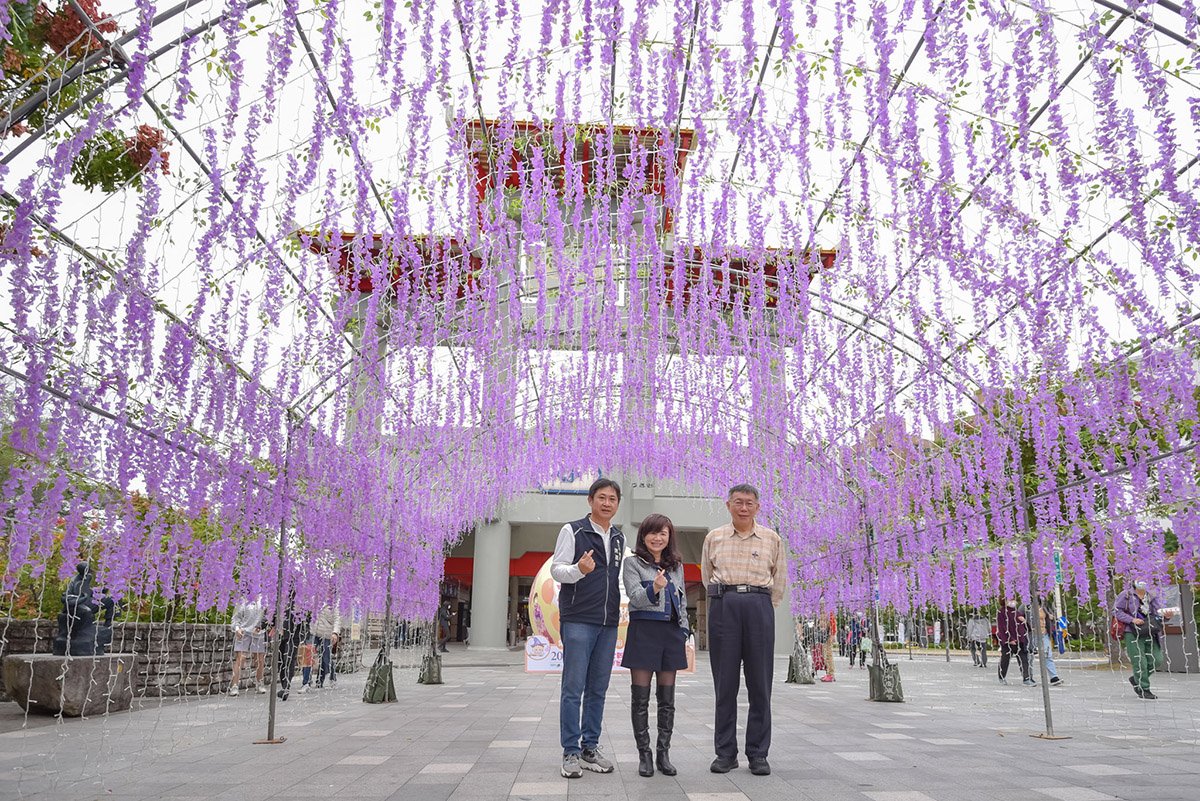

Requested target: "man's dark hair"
[
  {"left": 588, "top": 477, "right": 622, "bottom": 501},
  {"left": 727, "top": 483, "right": 760, "bottom": 500}
]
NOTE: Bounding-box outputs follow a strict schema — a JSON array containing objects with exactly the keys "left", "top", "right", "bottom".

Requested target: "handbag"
[
  {"left": 362, "top": 647, "right": 397, "bottom": 703},
  {"left": 1129, "top": 617, "right": 1162, "bottom": 640}
]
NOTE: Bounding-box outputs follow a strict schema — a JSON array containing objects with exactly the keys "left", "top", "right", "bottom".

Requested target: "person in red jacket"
[{"left": 996, "top": 599, "right": 1034, "bottom": 686}]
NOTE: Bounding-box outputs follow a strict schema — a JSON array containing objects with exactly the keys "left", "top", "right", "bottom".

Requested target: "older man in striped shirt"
[{"left": 701, "top": 483, "right": 785, "bottom": 777}]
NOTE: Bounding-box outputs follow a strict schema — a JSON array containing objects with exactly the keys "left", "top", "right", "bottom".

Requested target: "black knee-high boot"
[
  {"left": 656, "top": 684, "right": 677, "bottom": 776},
  {"left": 632, "top": 685, "right": 654, "bottom": 777}
]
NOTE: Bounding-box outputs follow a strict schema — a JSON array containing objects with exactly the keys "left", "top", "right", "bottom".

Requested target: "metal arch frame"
[
  {"left": 291, "top": 17, "right": 395, "bottom": 229},
  {"left": 1089, "top": 0, "right": 1200, "bottom": 51},
  {"left": 802, "top": 0, "right": 949, "bottom": 252},
  {"left": 799, "top": 7, "right": 1134, "bottom": 396},
  {"left": 3, "top": 2, "right": 377, "bottom": 420},
  {"left": 724, "top": 14, "right": 781, "bottom": 186},
  {"left": 8, "top": 1, "right": 1181, "bottom": 442},
  {"left": 0, "top": 0, "right": 212, "bottom": 135},
  {"left": 800, "top": 1, "right": 1199, "bottom": 445},
  {"left": 1, "top": 0, "right": 271, "bottom": 167},
  {"left": 840, "top": 146, "right": 1200, "bottom": 447}
]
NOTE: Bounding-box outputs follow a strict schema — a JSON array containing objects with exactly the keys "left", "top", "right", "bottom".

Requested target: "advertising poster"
[{"left": 525, "top": 554, "right": 695, "bottom": 673}]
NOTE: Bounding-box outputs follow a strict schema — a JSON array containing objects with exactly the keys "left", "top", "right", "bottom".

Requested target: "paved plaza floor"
[{"left": 0, "top": 648, "right": 1197, "bottom": 800}]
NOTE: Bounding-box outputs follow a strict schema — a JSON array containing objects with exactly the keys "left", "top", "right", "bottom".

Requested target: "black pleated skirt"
[{"left": 621, "top": 618, "right": 688, "bottom": 671}]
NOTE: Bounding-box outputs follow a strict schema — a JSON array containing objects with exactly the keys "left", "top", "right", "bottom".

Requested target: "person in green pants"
[{"left": 1113, "top": 580, "right": 1174, "bottom": 699}]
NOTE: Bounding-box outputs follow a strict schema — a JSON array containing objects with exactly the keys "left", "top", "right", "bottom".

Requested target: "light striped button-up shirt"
[{"left": 700, "top": 523, "right": 786, "bottom": 607}]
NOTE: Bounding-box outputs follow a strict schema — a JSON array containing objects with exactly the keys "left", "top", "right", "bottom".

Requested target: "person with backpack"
[{"left": 1112, "top": 579, "right": 1175, "bottom": 699}]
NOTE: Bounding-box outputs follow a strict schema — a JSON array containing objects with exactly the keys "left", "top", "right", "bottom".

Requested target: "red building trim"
[
  {"left": 301, "top": 230, "right": 482, "bottom": 296},
  {"left": 663, "top": 245, "right": 837, "bottom": 310}
]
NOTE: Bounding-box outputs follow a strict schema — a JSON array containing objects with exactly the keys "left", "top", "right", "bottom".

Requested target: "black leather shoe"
[
  {"left": 749, "top": 757, "right": 771, "bottom": 776},
  {"left": 710, "top": 756, "right": 738, "bottom": 773}
]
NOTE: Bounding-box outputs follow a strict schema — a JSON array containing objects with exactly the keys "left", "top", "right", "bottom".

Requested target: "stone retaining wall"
[{"left": 0, "top": 619, "right": 363, "bottom": 702}]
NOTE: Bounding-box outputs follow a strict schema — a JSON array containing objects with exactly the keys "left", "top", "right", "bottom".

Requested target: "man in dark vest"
[{"left": 551, "top": 477, "right": 625, "bottom": 779}]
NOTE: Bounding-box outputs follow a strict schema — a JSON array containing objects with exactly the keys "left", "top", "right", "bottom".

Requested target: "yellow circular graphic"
[{"left": 527, "top": 555, "right": 629, "bottom": 647}]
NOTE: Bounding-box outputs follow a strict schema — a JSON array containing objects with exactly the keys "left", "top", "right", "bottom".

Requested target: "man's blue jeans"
[
  {"left": 559, "top": 621, "right": 618, "bottom": 755},
  {"left": 315, "top": 637, "right": 334, "bottom": 686},
  {"left": 1040, "top": 634, "right": 1059, "bottom": 680}
]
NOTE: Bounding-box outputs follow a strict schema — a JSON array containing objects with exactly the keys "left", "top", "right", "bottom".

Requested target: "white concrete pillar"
[
  {"left": 470, "top": 520, "right": 512, "bottom": 650},
  {"left": 774, "top": 556, "right": 796, "bottom": 655}
]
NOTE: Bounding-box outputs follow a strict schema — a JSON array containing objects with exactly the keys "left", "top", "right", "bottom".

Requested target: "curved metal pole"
[
  {"left": 260, "top": 421, "right": 291, "bottom": 745},
  {"left": 0, "top": 0, "right": 206, "bottom": 134},
  {"left": 1, "top": 0, "right": 269, "bottom": 167},
  {"left": 801, "top": 8, "right": 1132, "bottom": 398},
  {"left": 805, "top": 1, "right": 947, "bottom": 252}
]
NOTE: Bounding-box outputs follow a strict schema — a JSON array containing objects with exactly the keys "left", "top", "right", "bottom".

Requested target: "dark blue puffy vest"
[{"left": 558, "top": 516, "right": 624, "bottom": 627}]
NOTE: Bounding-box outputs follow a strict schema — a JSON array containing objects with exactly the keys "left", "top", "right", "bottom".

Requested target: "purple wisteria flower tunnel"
[{"left": 0, "top": 0, "right": 1197, "bottom": 623}]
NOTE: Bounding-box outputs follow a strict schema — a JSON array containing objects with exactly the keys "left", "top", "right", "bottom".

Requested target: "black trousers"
[
  {"left": 998, "top": 641, "right": 1030, "bottom": 681},
  {"left": 708, "top": 592, "right": 774, "bottom": 759},
  {"left": 970, "top": 640, "right": 988, "bottom": 667},
  {"left": 278, "top": 640, "right": 298, "bottom": 689}
]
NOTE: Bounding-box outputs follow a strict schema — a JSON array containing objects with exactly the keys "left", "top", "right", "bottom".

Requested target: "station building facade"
[{"left": 440, "top": 472, "right": 796, "bottom": 654}]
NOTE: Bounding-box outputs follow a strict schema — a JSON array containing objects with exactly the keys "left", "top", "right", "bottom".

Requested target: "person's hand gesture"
[
  {"left": 578, "top": 550, "right": 596, "bottom": 575},
  {"left": 1133, "top": 617, "right": 1145, "bottom": 625},
  {"left": 653, "top": 569, "right": 667, "bottom": 592}
]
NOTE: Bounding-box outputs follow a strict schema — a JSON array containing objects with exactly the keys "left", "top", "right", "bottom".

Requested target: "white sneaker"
[
  {"left": 228, "top": 686, "right": 239, "bottom": 696},
  {"left": 256, "top": 684, "right": 268, "bottom": 694},
  {"left": 299, "top": 685, "right": 309, "bottom": 694}
]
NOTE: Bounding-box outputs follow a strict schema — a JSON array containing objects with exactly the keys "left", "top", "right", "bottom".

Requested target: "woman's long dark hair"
[{"left": 634, "top": 513, "right": 682, "bottom": 570}]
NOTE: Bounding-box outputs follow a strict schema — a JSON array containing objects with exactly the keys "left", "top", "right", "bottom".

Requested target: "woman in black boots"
[{"left": 621, "top": 513, "right": 690, "bottom": 777}]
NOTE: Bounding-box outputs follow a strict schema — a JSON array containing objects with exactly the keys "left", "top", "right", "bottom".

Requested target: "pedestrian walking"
[
  {"left": 228, "top": 597, "right": 267, "bottom": 696},
  {"left": 551, "top": 478, "right": 625, "bottom": 779},
  {"left": 622, "top": 513, "right": 688, "bottom": 778},
  {"left": 996, "top": 599, "right": 1034, "bottom": 686},
  {"left": 297, "top": 635, "right": 316, "bottom": 693},
  {"left": 271, "top": 598, "right": 305, "bottom": 701},
  {"left": 858, "top": 630, "right": 872, "bottom": 668},
  {"left": 312, "top": 602, "right": 341, "bottom": 688},
  {"left": 437, "top": 601, "right": 451, "bottom": 653},
  {"left": 847, "top": 614, "right": 863, "bottom": 666},
  {"left": 821, "top": 610, "right": 837, "bottom": 682},
  {"left": 702, "top": 483, "right": 785, "bottom": 777},
  {"left": 1112, "top": 579, "right": 1175, "bottom": 699},
  {"left": 965, "top": 612, "right": 990, "bottom": 668},
  {"left": 1037, "top": 602, "right": 1064, "bottom": 686}
]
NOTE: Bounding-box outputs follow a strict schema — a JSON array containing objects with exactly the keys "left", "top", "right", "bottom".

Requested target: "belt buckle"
[{"left": 736, "top": 584, "right": 749, "bottom": 593}]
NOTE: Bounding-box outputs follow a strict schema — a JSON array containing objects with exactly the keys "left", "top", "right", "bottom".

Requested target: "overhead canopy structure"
[{"left": 0, "top": 0, "right": 1197, "bottom": 619}]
